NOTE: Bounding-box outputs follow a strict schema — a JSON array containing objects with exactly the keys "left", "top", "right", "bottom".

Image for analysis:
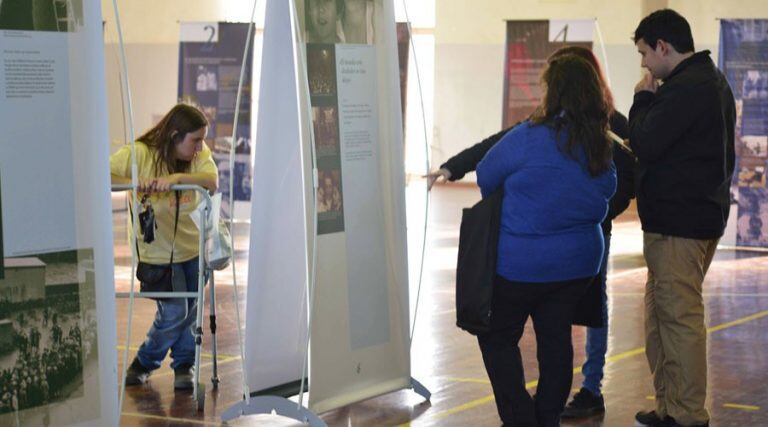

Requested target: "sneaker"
[
  {"left": 561, "top": 387, "right": 605, "bottom": 419},
  {"left": 125, "top": 358, "right": 150, "bottom": 386},
  {"left": 635, "top": 410, "right": 665, "bottom": 426},
  {"left": 174, "top": 364, "right": 195, "bottom": 390}
]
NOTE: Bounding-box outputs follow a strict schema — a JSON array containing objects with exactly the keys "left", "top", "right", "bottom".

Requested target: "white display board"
[
  {"left": 243, "top": 0, "right": 412, "bottom": 415},
  {"left": 299, "top": 0, "right": 412, "bottom": 413},
  {"left": 0, "top": 1, "right": 119, "bottom": 425},
  {"left": 243, "top": 0, "right": 315, "bottom": 396}
]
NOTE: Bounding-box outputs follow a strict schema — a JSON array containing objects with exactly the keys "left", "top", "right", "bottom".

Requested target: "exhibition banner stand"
[
  {"left": 0, "top": 1, "right": 119, "bottom": 425},
  {"left": 502, "top": 19, "right": 594, "bottom": 127},
  {"left": 222, "top": 0, "right": 318, "bottom": 423},
  {"left": 178, "top": 22, "right": 254, "bottom": 222},
  {"left": 223, "top": 0, "right": 429, "bottom": 424},
  {"left": 718, "top": 19, "right": 768, "bottom": 248}
]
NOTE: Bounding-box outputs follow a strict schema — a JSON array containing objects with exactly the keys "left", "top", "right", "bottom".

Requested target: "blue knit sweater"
[{"left": 476, "top": 121, "right": 617, "bottom": 283}]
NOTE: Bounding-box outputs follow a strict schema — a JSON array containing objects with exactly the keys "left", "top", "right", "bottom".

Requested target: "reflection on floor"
[{"left": 114, "top": 184, "right": 768, "bottom": 426}]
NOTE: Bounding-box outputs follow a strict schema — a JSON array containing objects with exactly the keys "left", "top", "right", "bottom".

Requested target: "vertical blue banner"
[
  {"left": 178, "top": 22, "right": 254, "bottom": 217},
  {"left": 720, "top": 20, "right": 768, "bottom": 247}
]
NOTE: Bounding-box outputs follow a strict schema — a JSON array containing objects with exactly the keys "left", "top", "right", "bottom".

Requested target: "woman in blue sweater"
[{"left": 475, "top": 55, "right": 616, "bottom": 426}]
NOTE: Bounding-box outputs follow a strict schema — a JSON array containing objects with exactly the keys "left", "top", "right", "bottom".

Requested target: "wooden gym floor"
[{"left": 114, "top": 184, "right": 768, "bottom": 426}]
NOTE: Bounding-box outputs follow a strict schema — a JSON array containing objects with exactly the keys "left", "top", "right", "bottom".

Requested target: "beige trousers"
[{"left": 643, "top": 232, "right": 718, "bottom": 426}]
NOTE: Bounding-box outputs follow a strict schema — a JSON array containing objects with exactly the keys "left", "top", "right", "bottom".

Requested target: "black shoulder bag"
[
  {"left": 135, "top": 191, "right": 180, "bottom": 295},
  {"left": 455, "top": 188, "right": 503, "bottom": 335}
]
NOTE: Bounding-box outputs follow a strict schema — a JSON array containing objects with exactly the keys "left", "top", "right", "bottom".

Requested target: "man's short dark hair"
[{"left": 634, "top": 9, "right": 695, "bottom": 53}]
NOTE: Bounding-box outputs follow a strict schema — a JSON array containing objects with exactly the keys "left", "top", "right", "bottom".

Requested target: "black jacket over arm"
[
  {"left": 441, "top": 114, "right": 635, "bottom": 233},
  {"left": 629, "top": 51, "right": 736, "bottom": 239}
]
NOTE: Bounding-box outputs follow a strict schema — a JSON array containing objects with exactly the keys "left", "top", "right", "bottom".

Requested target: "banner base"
[
  {"left": 410, "top": 377, "right": 432, "bottom": 401},
  {"left": 222, "top": 396, "right": 326, "bottom": 426}
]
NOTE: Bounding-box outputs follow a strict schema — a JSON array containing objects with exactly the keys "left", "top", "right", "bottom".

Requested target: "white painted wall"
[
  {"left": 100, "top": 0, "right": 768, "bottom": 174},
  {"left": 101, "top": 0, "right": 267, "bottom": 150},
  {"left": 433, "top": 0, "right": 768, "bottom": 178}
]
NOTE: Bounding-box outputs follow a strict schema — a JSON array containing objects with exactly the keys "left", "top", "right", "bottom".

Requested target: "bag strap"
[
  {"left": 169, "top": 190, "right": 180, "bottom": 265},
  {"left": 128, "top": 195, "right": 142, "bottom": 264},
  {"left": 129, "top": 190, "right": 181, "bottom": 265}
]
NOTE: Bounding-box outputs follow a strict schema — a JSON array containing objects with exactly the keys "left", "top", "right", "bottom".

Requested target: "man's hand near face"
[{"left": 635, "top": 72, "right": 659, "bottom": 94}]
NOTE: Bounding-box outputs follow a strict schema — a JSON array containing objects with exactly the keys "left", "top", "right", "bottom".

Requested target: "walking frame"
[{"left": 113, "top": 183, "right": 220, "bottom": 411}]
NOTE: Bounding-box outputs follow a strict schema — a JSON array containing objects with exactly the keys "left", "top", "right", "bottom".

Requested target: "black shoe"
[
  {"left": 635, "top": 410, "right": 665, "bottom": 426},
  {"left": 125, "top": 358, "right": 150, "bottom": 386},
  {"left": 561, "top": 387, "right": 605, "bottom": 419},
  {"left": 660, "top": 417, "right": 709, "bottom": 427},
  {"left": 174, "top": 364, "right": 195, "bottom": 390}
]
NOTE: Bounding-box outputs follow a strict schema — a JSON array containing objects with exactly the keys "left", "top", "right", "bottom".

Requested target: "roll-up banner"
[
  {"left": 0, "top": 1, "right": 119, "bottom": 425},
  {"left": 502, "top": 19, "right": 593, "bottom": 128},
  {"left": 719, "top": 19, "right": 768, "bottom": 247},
  {"left": 243, "top": 0, "right": 412, "bottom": 414},
  {"left": 179, "top": 22, "right": 254, "bottom": 222},
  {"left": 243, "top": 0, "right": 315, "bottom": 397},
  {"left": 298, "top": 0, "right": 411, "bottom": 413}
]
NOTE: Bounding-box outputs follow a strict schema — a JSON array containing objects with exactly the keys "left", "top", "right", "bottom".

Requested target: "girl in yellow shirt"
[{"left": 110, "top": 104, "right": 218, "bottom": 390}]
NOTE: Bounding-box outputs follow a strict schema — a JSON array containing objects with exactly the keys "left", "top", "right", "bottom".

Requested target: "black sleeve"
[
  {"left": 440, "top": 125, "right": 515, "bottom": 181},
  {"left": 628, "top": 85, "right": 702, "bottom": 162},
  {"left": 607, "top": 112, "right": 636, "bottom": 221}
]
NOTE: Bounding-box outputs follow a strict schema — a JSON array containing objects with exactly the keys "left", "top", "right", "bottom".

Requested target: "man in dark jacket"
[{"left": 629, "top": 9, "right": 736, "bottom": 427}]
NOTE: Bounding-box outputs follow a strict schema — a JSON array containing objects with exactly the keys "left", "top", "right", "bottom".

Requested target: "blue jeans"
[
  {"left": 581, "top": 234, "right": 610, "bottom": 395},
  {"left": 137, "top": 257, "right": 204, "bottom": 370}
]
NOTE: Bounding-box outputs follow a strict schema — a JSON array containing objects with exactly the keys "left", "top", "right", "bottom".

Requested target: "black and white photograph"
[
  {"left": 737, "top": 159, "right": 766, "bottom": 187},
  {"left": 195, "top": 65, "right": 218, "bottom": 92},
  {"left": 0, "top": 0, "right": 84, "bottom": 32},
  {"left": 737, "top": 188, "right": 768, "bottom": 246},
  {"left": 317, "top": 169, "right": 343, "bottom": 214},
  {"left": 741, "top": 135, "right": 768, "bottom": 157},
  {"left": 233, "top": 158, "right": 252, "bottom": 202},
  {"left": 0, "top": 249, "right": 99, "bottom": 424},
  {"left": 742, "top": 70, "right": 768, "bottom": 100},
  {"left": 305, "top": 0, "right": 342, "bottom": 44},
  {"left": 337, "top": 0, "right": 380, "bottom": 44}
]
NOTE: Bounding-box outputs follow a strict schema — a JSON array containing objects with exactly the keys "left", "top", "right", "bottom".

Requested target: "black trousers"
[{"left": 477, "top": 275, "right": 592, "bottom": 427}]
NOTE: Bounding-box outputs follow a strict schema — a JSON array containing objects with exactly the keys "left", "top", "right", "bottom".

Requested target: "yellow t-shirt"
[{"left": 110, "top": 141, "right": 218, "bottom": 264}]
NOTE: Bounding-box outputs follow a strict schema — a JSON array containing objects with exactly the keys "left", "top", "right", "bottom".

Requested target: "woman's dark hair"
[
  {"left": 633, "top": 9, "right": 694, "bottom": 53},
  {"left": 548, "top": 46, "right": 614, "bottom": 114},
  {"left": 137, "top": 104, "right": 208, "bottom": 176},
  {"left": 530, "top": 54, "right": 612, "bottom": 177}
]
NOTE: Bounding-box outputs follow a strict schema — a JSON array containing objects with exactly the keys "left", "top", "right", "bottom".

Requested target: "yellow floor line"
[
  {"left": 121, "top": 411, "right": 221, "bottom": 426},
  {"left": 405, "top": 309, "right": 768, "bottom": 424},
  {"left": 443, "top": 377, "right": 490, "bottom": 384},
  {"left": 707, "top": 310, "right": 768, "bottom": 333},
  {"left": 723, "top": 403, "right": 760, "bottom": 411},
  {"left": 116, "top": 345, "right": 239, "bottom": 362},
  {"left": 152, "top": 355, "right": 242, "bottom": 379}
]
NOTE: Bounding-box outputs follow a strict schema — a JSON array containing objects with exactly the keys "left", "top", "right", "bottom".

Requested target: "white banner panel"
[
  {"left": 243, "top": 0, "right": 314, "bottom": 395},
  {"left": 305, "top": 0, "right": 412, "bottom": 413},
  {"left": 0, "top": 1, "right": 118, "bottom": 425},
  {"left": 548, "top": 19, "right": 594, "bottom": 43}
]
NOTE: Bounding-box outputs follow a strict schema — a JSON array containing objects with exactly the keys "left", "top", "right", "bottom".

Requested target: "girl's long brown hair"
[
  {"left": 530, "top": 54, "right": 611, "bottom": 176},
  {"left": 137, "top": 104, "right": 208, "bottom": 177}
]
